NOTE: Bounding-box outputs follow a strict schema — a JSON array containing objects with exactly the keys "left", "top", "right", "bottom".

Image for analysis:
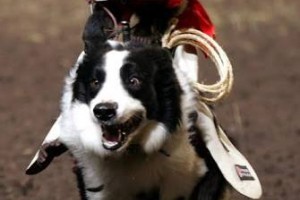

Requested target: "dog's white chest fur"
[{"left": 71, "top": 132, "right": 207, "bottom": 200}]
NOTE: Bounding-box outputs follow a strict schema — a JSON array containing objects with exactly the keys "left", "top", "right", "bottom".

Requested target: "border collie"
[
  {"left": 51, "top": 9, "right": 227, "bottom": 200},
  {"left": 26, "top": 3, "right": 264, "bottom": 199}
]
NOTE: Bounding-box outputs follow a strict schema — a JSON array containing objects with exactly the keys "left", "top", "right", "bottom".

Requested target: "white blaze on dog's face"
[
  {"left": 89, "top": 49, "right": 145, "bottom": 151},
  {"left": 64, "top": 42, "right": 182, "bottom": 156}
]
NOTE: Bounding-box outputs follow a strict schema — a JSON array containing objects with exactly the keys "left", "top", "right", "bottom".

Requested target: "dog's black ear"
[
  {"left": 83, "top": 4, "right": 114, "bottom": 53},
  {"left": 152, "top": 48, "right": 182, "bottom": 133}
]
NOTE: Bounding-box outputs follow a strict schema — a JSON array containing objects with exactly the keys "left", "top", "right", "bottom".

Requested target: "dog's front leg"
[{"left": 74, "top": 153, "right": 105, "bottom": 200}]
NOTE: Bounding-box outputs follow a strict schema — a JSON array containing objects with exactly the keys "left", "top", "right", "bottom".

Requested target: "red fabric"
[
  {"left": 176, "top": 0, "right": 215, "bottom": 38},
  {"left": 167, "top": 0, "right": 183, "bottom": 8}
]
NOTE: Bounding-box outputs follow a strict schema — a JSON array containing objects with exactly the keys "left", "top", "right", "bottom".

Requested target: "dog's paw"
[{"left": 25, "top": 140, "right": 68, "bottom": 175}]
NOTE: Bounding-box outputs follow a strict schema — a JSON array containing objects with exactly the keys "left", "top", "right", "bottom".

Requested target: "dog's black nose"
[{"left": 93, "top": 102, "right": 118, "bottom": 122}]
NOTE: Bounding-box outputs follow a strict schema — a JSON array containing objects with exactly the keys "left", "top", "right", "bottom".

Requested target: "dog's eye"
[
  {"left": 90, "top": 79, "right": 100, "bottom": 90},
  {"left": 129, "top": 77, "right": 141, "bottom": 89}
]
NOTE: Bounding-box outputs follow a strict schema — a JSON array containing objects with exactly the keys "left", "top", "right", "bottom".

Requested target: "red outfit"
[{"left": 175, "top": 0, "right": 215, "bottom": 38}]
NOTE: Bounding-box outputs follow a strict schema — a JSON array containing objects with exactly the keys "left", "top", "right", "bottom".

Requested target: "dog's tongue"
[
  {"left": 102, "top": 127, "right": 124, "bottom": 151},
  {"left": 103, "top": 132, "right": 120, "bottom": 142},
  {"left": 103, "top": 125, "right": 123, "bottom": 142}
]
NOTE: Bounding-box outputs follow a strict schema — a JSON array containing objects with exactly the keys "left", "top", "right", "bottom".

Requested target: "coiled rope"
[{"left": 162, "top": 21, "right": 234, "bottom": 103}]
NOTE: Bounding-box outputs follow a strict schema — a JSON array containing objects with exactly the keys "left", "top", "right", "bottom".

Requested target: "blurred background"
[{"left": 0, "top": 0, "right": 299, "bottom": 199}]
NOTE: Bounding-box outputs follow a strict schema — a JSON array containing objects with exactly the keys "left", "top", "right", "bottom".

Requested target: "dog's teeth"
[
  {"left": 119, "top": 133, "right": 124, "bottom": 141},
  {"left": 104, "top": 141, "right": 119, "bottom": 148}
]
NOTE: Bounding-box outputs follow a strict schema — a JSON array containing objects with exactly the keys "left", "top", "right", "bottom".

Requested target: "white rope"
[{"left": 162, "top": 26, "right": 234, "bottom": 103}]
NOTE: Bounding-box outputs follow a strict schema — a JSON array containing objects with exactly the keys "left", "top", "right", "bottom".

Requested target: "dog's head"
[{"left": 61, "top": 11, "right": 182, "bottom": 156}]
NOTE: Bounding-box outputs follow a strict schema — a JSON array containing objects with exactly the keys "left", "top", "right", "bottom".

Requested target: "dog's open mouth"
[{"left": 101, "top": 114, "right": 143, "bottom": 151}]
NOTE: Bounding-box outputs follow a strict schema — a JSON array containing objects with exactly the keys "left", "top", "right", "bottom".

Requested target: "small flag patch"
[{"left": 235, "top": 165, "right": 255, "bottom": 181}]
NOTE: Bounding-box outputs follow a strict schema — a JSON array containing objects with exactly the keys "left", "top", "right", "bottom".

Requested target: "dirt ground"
[{"left": 0, "top": 0, "right": 299, "bottom": 199}]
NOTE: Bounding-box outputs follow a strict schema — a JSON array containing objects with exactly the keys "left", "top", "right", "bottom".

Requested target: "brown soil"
[{"left": 0, "top": 0, "right": 299, "bottom": 200}]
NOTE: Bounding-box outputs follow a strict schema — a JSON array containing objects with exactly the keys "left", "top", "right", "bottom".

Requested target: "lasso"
[{"left": 162, "top": 22, "right": 234, "bottom": 103}]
